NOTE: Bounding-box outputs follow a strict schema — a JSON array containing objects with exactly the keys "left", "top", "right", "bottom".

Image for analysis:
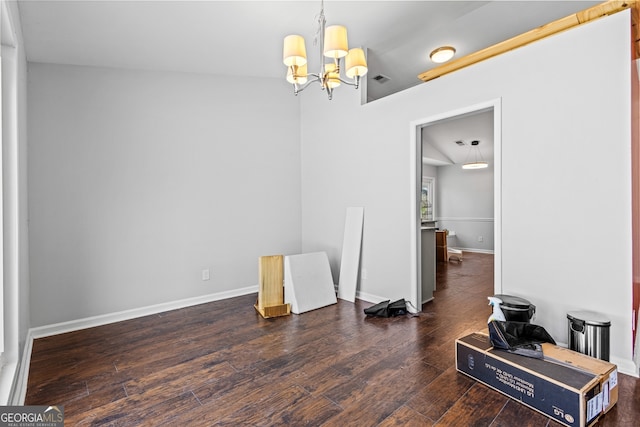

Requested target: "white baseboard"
[
  {"left": 355, "top": 291, "right": 388, "bottom": 305},
  {"left": 611, "top": 356, "right": 639, "bottom": 378},
  {"left": 333, "top": 285, "right": 387, "bottom": 306},
  {"left": 336, "top": 286, "right": 387, "bottom": 305},
  {"left": 29, "top": 286, "right": 258, "bottom": 339},
  {"left": 0, "top": 361, "right": 18, "bottom": 405},
  {"left": 452, "top": 247, "right": 495, "bottom": 255},
  {"left": 12, "top": 332, "right": 33, "bottom": 405},
  {"left": 11, "top": 286, "right": 258, "bottom": 404}
]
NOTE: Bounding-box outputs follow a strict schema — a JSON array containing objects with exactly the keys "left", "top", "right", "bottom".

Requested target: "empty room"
[{"left": 1, "top": 1, "right": 639, "bottom": 425}]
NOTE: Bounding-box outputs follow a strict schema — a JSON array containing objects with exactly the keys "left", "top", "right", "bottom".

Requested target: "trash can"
[
  {"left": 493, "top": 294, "right": 536, "bottom": 323},
  {"left": 567, "top": 311, "right": 611, "bottom": 361}
]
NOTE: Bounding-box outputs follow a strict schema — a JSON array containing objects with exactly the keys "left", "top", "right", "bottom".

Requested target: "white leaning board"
[
  {"left": 337, "top": 207, "right": 364, "bottom": 303},
  {"left": 284, "top": 252, "right": 337, "bottom": 314}
]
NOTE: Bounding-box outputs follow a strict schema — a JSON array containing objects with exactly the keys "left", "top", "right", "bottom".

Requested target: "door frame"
[{"left": 409, "top": 98, "right": 502, "bottom": 311}]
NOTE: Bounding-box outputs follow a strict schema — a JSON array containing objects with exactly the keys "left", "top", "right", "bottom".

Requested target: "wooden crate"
[
  {"left": 436, "top": 230, "right": 448, "bottom": 263},
  {"left": 254, "top": 255, "right": 291, "bottom": 318}
]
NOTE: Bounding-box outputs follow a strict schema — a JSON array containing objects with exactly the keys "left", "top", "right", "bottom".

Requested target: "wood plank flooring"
[{"left": 25, "top": 252, "right": 640, "bottom": 426}]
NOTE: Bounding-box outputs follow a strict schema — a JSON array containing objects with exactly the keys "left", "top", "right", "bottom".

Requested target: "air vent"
[{"left": 371, "top": 74, "right": 390, "bottom": 83}]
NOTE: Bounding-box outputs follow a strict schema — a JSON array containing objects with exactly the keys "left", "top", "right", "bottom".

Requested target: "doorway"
[{"left": 409, "top": 99, "right": 502, "bottom": 311}]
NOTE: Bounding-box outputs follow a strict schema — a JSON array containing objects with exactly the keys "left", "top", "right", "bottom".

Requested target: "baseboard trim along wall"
[
  {"left": 12, "top": 285, "right": 259, "bottom": 404},
  {"left": 453, "top": 248, "right": 495, "bottom": 255},
  {"left": 436, "top": 217, "right": 494, "bottom": 222},
  {"left": 0, "top": 361, "right": 18, "bottom": 405},
  {"left": 355, "top": 291, "right": 387, "bottom": 305},
  {"left": 611, "top": 357, "right": 639, "bottom": 377}
]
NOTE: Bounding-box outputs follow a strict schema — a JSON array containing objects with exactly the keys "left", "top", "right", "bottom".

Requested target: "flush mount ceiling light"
[
  {"left": 462, "top": 140, "right": 489, "bottom": 169},
  {"left": 282, "top": 0, "right": 368, "bottom": 100},
  {"left": 429, "top": 46, "right": 456, "bottom": 64}
]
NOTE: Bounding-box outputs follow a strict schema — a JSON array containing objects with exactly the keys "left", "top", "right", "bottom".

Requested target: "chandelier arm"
[
  {"left": 293, "top": 75, "right": 323, "bottom": 95},
  {"left": 337, "top": 78, "right": 356, "bottom": 87}
]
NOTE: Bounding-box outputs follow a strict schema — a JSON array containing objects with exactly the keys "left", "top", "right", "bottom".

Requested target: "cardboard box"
[
  {"left": 455, "top": 332, "right": 618, "bottom": 427},
  {"left": 540, "top": 343, "right": 618, "bottom": 414}
]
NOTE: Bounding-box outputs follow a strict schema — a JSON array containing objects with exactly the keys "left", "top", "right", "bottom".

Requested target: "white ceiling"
[
  {"left": 421, "top": 109, "right": 494, "bottom": 166},
  {"left": 16, "top": 0, "right": 600, "bottom": 166},
  {"left": 18, "top": 0, "right": 600, "bottom": 102}
]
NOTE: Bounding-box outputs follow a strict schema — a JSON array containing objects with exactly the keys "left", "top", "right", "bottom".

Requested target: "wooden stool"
[{"left": 254, "top": 255, "right": 291, "bottom": 318}]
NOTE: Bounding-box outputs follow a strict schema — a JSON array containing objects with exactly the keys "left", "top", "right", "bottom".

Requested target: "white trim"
[
  {"left": 11, "top": 332, "right": 31, "bottom": 405},
  {"left": 0, "top": 9, "right": 4, "bottom": 358},
  {"left": 0, "top": 361, "right": 17, "bottom": 405},
  {"left": 29, "top": 286, "right": 259, "bottom": 339},
  {"left": 492, "top": 100, "right": 502, "bottom": 295},
  {"left": 410, "top": 122, "right": 421, "bottom": 312},
  {"left": 611, "top": 355, "right": 639, "bottom": 378},
  {"left": 452, "top": 248, "right": 495, "bottom": 255},
  {"left": 355, "top": 291, "right": 389, "bottom": 305},
  {"left": 10, "top": 286, "right": 258, "bottom": 404},
  {"left": 437, "top": 217, "right": 494, "bottom": 222},
  {"left": 0, "top": 0, "right": 16, "bottom": 48},
  {"left": 0, "top": 0, "right": 22, "bottom": 404},
  {"left": 409, "top": 98, "right": 503, "bottom": 313}
]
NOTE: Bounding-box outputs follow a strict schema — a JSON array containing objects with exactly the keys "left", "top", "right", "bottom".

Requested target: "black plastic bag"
[
  {"left": 488, "top": 320, "right": 556, "bottom": 359},
  {"left": 364, "top": 299, "right": 408, "bottom": 317}
]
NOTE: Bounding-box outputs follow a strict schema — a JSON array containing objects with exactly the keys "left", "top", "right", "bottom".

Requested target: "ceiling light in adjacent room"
[
  {"left": 462, "top": 140, "right": 489, "bottom": 169},
  {"left": 430, "top": 46, "right": 456, "bottom": 64}
]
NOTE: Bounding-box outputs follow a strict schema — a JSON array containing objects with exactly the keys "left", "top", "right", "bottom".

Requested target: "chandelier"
[{"left": 282, "top": 0, "right": 368, "bottom": 100}]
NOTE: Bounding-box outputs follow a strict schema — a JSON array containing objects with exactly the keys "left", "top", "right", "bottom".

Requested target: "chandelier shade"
[
  {"left": 283, "top": 35, "right": 307, "bottom": 67},
  {"left": 345, "top": 48, "right": 368, "bottom": 78},
  {"left": 324, "top": 25, "right": 349, "bottom": 59}
]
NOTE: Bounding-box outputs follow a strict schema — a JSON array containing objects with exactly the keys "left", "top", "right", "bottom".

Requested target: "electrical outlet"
[
  {"left": 202, "top": 269, "right": 210, "bottom": 281},
  {"left": 477, "top": 236, "right": 484, "bottom": 242},
  {"left": 362, "top": 268, "right": 368, "bottom": 280}
]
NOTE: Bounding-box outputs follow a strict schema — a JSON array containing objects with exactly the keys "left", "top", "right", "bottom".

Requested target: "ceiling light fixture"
[
  {"left": 430, "top": 46, "right": 456, "bottom": 64},
  {"left": 462, "top": 140, "right": 489, "bottom": 169},
  {"left": 282, "top": 0, "right": 368, "bottom": 100}
]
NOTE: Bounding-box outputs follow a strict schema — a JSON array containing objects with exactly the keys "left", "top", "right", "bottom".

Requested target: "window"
[{"left": 421, "top": 177, "right": 435, "bottom": 221}]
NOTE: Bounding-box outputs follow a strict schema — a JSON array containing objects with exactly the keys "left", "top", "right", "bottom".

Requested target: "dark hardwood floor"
[{"left": 26, "top": 252, "right": 639, "bottom": 426}]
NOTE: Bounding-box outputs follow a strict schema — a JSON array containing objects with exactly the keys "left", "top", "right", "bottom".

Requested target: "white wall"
[
  {"left": 28, "top": 64, "right": 302, "bottom": 326},
  {"left": 300, "top": 12, "right": 634, "bottom": 371},
  {"left": 421, "top": 163, "right": 437, "bottom": 179},
  {"left": 437, "top": 163, "right": 494, "bottom": 252}
]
